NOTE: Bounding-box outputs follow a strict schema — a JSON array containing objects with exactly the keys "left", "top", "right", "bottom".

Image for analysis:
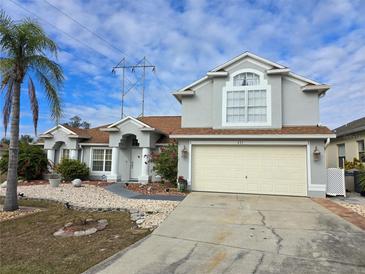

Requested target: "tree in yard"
[
  {"left": 0, "top": 11, "right": 64, "bottom": 211},
  {"left": 19, "top": 134, "right": 34, "bottom": 144},
  {"left": 63, "top": 115, "right": 90, "bottom": 129}
]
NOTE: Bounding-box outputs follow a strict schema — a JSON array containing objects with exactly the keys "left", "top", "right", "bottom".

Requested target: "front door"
[{"left": 130, "top": 148, "right": 142, "bottom": 180}]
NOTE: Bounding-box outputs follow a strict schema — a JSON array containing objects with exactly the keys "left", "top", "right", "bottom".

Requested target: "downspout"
[{"left": 324, "top": 138, "right": 330, "bottom": 148}]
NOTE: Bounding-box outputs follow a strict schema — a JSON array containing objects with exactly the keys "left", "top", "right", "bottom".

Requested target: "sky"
[{"left": 1, "top": 0, "right": 365, "bottom": 137}]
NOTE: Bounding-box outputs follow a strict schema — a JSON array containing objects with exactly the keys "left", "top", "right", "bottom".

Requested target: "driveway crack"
[
  {"left": 164, "top": 242, "right": 198, "bottom": 273},
  {"left": 252, "top": 253, "right": 264, "bottom": 274},
  {"left": 258, "top": 210, "right": 283, "bottom": 254}
]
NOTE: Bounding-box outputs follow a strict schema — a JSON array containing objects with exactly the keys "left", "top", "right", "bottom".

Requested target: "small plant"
[
  {"left": 358, "top": 170, "right": 365, "bottom": 195},
  {"left": 0, "top": 142, "right": 48, "bottom": 180},
  {"left": 345, "top": 158, "right": 364, "bottom": 170},
  {"left": 56, "top": 159, "right": 89, "bottom": 181},
  {"left": 177, "top": 176, "right": 187, "bottom": 192},
  {"left": 150, "top": 143, "right": 178, "bottom": 185}
]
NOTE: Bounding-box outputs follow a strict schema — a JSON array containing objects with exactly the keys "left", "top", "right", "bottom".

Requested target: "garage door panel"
[{"left": 192, "top": 145, "right": 307, "bottom": 196}]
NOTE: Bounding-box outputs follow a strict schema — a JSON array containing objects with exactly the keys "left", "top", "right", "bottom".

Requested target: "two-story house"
[
  {"left": 39, "top": 52, "right": 334, "bottom": 198},
  {"left": 172, "top": 52, "right": 334, "bottom": 198}
]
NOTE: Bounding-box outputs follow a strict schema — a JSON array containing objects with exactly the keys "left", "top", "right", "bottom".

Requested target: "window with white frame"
[
  {"left": 358, "top": 140, "right": 364, "bottom": 162},
  {"left": 233, "top": 72, "right": 260, "bottom": 86},
  {"left": 61, "top": 149, "right": 70, "bottom": 160},
  {"left": 92, "top": 149, "right": 112, "bottom": 172},
  {"left": 338, "top": 144, "right": 345, "bottom": 168},
  {"left": 224, "top": 70, "right": 270, "bottom": 125}
]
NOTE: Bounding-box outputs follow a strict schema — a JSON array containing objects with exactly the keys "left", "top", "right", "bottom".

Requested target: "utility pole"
[{"left": 112, "top": 57, "right": 155, "bottom": 118}]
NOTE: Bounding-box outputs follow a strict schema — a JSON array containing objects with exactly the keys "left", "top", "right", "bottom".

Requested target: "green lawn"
[{"left": 0, "top": 198, "right": 150, "bottom": 274}]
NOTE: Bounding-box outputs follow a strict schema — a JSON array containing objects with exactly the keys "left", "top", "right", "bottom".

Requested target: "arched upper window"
[
  {"left": 223, "top": 69, "right": 271, "bottom": 126},
  {"left": 233, "top": 72, "right": 260, "bottom": 86}
]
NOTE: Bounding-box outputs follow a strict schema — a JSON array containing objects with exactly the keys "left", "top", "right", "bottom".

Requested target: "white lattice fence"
[{"left": 327, "top": 168, "right": 346, "bottom": 197}]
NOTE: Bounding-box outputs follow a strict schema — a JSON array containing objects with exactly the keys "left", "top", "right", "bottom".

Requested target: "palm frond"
[
  {"left": 18, "top": 19, "right": 57, "bottom": 57},
  {"left": 35, "top": 69, "right": 62, "bottom": 122},
  {"left": 0, "top": 10, "right": 16, "bottom": 55},
  {"left": 2, "top": 78, "right": 14, "bottom": 137},
  {"left": 28, "top": 77, "right": 39, "bottom": 136},
  {"left": 27, "top": 55, "right": 64, "bottom": 84},
  {"left": 0, "top": 58, "right": 15, "bottom": 91}
]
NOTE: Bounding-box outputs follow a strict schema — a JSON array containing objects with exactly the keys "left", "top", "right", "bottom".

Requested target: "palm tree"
[{"left": 0, "top": 11, "right": 63, "bottom": 211}]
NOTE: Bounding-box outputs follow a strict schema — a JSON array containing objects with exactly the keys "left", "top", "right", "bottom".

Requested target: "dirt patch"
[
  {"left": 0, "top": 198, "right": 150, "bottom": 274},
  {"left": 125, "top": 182, "right": 188, "bottom": 196},
  {"left": 312, "top": 198, "right": 365, "bottom": 230},
  {"left": 0, "top": 205, "right": 43, "bottom": 222}
]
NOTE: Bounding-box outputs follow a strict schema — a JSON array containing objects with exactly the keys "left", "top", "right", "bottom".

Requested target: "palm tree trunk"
[{"left": 3, "top": 80, "right": 21, "bottom": 211}]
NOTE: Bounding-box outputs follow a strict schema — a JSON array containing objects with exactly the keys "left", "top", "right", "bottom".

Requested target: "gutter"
[{"left": 170, "top": 134, "right": 336, "bottom": 139}]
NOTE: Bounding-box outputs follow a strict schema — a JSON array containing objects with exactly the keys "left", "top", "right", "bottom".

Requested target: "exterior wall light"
[
  {"left": 313, "top": 146, "right": 321, "bottom": 161},
  {"left": 181, "top": 145, "right": 189, "bottom": 158}
]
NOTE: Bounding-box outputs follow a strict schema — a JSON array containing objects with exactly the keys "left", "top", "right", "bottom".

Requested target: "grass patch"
[{"left": 0, "top": 198, "right": 150, "bottom": 274}]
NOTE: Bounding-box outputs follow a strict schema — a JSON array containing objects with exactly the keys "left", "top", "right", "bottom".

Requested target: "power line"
[
  {"left": 9, "top": 0, "right": 116, "bottom": 63},
  {"left": 152, "top": 72, "right": 180, "bottom": 114},
  {"left": 43, "top": 0, "right": 125, "bottom": 57},
  {"left": 113, "top": 57, "right": 156, "bottom": 118}
]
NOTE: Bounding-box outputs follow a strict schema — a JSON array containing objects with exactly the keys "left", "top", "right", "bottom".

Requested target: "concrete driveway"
[{"left": 87, "top": 193, "right": 365, "bottom": 274}]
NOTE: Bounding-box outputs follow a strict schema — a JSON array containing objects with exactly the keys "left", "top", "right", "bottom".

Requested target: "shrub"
[
  {"left": 0, "top": 143, "right": 48, "bottom": 180},
  {"left": 359, "top": 172, "right": 365, "bottom": 192},
  {"left": 56, "top": 159, "right": 89, "bottom": 181},
  {"left": 150, "top": 143, "right": 178, "bottom": 184},
  {"left": 345, "top": 158, "right": 364, "bottom": 170}
]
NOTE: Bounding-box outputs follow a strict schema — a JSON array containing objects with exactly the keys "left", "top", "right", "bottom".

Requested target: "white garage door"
[{"left": 192, "top": 145, "right": 307, "bottom": 196}]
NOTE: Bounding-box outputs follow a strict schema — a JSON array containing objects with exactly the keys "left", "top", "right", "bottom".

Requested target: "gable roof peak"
[{"left": 210, "top": 51, "right": 287, "bottom": 72}]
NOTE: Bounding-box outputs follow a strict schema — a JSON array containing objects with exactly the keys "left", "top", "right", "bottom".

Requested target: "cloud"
[{"left": 1, "top": 0, "right": 364, "bottom": 135}]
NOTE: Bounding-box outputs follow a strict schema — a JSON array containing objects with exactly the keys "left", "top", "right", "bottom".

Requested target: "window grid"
[
  {"left": 338, "top": 144, "right": 345, "bottom": 168},
  {"left": 358, "top": 140, "right": 365, "bottom": 162},
  {"left": 226, "top": 89, "right": 267, "bottom": 123},
  {"left": 233, "top": 72, "right": 260, "bottom": 86},
  {"left": 92, "top": 149, "right": 112, "bottom": 172},
  {"left": 105, "top": 149, "right": 112, "bottom": 171},
  {"left": 62, "top": 149, "right": 70, "bottom": 160}
]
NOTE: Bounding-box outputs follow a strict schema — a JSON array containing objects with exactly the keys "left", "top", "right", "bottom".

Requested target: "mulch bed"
[
  {"left": 124, "top": 182, "right": 188, "bottom": 196},
  {"left": 18, "top": 180, "right": 113, "bottom": 188},
  {"left": 312, "top": 198, "right": 365, "bottom": 230}
]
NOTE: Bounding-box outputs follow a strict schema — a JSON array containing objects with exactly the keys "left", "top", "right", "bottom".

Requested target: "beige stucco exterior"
[{"left": 326, "top": 131, "right": 365, "bottom": 168}]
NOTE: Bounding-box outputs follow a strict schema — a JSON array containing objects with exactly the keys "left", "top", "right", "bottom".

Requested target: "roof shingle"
[
  {"left": 138, "top": 116, "right": 181, "bottom": 135},
  {"left": 171, "top": 126, "right": 333, "bottom": 136}
]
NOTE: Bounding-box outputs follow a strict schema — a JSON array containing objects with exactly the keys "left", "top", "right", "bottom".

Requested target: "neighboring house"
[
  {"left": 326, "top": 117, "right": 365, "bottom": 168},
  {"left": 39, "top": 116, "right": 181, "bottom": 183},
  {"left": 40, "top": 51, "right": 335, "bottom": 197}
]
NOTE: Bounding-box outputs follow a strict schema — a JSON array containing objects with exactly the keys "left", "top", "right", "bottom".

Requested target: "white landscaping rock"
[
  {"left": 0, "top": 184, "right": 179, "bottom": 229},
  {"left": 71, "top": 179, "right": 82, "bottom": 187},
  {"left": 1, "top": 181, "right": 6, "bottom": 188}
]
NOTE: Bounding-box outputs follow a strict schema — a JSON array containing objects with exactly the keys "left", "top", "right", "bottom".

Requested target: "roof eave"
[
  {"left": 68, "top": 135, "right": 91, "bottom": 139},
  {"left": 100, "top": 128, "right": 120, "bottom": 132},
  {"left": 38, "top": 134, "right": 53, "bottom": 138},
  {"left": 172, "top": 90, "right": 195, "bottom": 103},
  {"left": 170, "top": 134, "right": 336, "bottom": 139},
  {"left": 266, "top": 68, "right": 290, "bottom": 75},
  {"left": 211, "top": 52, "right": 286, "bottom": 72},
  {"left": 206, "top": 71, "right": 228, "bottom": 78},
  {"left": 302, "top": 84, "right": 330, "bottom": 96},
  {"left": 335, "top": 126, "right": 365, "bottom": 137}
]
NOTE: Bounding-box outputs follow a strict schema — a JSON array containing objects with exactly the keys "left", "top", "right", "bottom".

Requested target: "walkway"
[{"left": 105, "top": 183, "right": 185, "bottom": 202}]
